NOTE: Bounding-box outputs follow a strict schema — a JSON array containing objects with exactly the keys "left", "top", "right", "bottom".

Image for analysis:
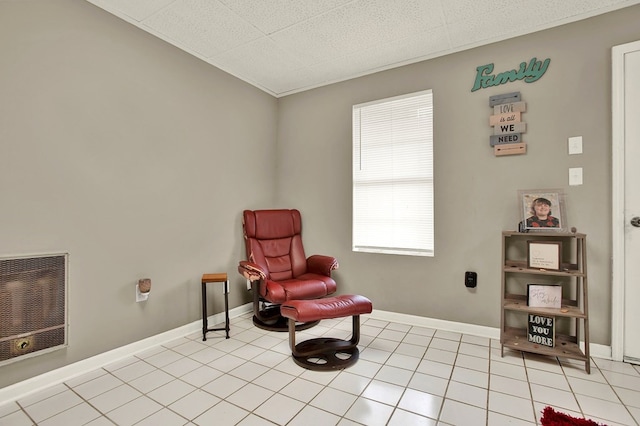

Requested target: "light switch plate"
[
  {"left": 569, "top": 167, "right": 583, "bottom": 185},
  {"left": 568, "top": 136, "right": 583, "bottom": 155}
]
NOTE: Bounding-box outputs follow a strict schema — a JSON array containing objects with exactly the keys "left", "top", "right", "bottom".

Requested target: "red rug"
[{"left": 540, "top": 406, "right": 605, "bottom": 426}]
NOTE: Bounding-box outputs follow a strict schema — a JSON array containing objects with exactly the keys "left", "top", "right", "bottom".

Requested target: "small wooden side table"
[{"left": 201, "top": 273, "right": 230, "bottom": 340}]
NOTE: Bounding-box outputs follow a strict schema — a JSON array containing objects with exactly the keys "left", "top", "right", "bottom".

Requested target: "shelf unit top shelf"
[{"left": 502, "top": 231, "right": 586, "bottom": 238}]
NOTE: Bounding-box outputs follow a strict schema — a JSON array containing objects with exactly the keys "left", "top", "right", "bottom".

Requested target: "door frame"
[{"left": 611, "top": 39, "right": 640, "bottom": 362}]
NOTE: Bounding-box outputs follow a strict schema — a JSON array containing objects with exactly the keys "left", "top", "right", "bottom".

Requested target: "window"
[{"left": 352, "top": 90, "right": 434, "bottom": 256}]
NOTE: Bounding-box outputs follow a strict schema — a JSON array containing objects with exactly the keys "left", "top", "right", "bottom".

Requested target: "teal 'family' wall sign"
[{"left": 471, "top": 57, "right": 551, "bottom": 92}]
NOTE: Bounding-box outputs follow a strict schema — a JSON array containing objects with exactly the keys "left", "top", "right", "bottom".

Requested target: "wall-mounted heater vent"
[{"left": 0, "top": 254, "right": 67, "bottom": 366}]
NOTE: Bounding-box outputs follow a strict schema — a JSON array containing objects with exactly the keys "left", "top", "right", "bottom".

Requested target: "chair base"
[
  {"left": 253, "top": 304, "right": 319, "bottom": 332},
  {"left": 287, "top": 314, "right": 363, "bottom": 371},
  {"left": 291, "top": 337, "right": 360, "bottom": 371}
]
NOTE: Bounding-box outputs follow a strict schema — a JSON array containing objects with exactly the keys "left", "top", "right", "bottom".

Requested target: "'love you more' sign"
[{"left": 527, "top": 314, "right": 555, "bottom": 347}]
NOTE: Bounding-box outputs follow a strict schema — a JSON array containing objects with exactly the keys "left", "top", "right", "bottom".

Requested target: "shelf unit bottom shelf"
[{"left": 501, "top": 327, "right": 590, "bottom": 373}]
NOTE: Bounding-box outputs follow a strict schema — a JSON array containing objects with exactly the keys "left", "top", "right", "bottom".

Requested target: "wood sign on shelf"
[
  {"left": 528, "top": 314, "right": 555, "bottom": 347},
  {"left": 527, "top": 284, "right": 562, "bottom": 308}
]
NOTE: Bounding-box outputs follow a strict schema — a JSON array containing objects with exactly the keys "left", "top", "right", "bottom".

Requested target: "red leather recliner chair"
[{"left": 238, "top": 209, "right": 338, "bottom": 331}]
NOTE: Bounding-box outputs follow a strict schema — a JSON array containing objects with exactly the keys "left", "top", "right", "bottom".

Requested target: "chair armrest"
[
  {"left": 238, "top": 261, "right": 267, "bottom": 281},
  {"left": 307, "top": 255, "right": 339, "bottom": 276}
]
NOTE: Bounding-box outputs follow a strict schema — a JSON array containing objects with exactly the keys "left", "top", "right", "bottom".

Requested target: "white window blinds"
[{"left": 352, "top": 90, "right": 434, "bottom": 256}]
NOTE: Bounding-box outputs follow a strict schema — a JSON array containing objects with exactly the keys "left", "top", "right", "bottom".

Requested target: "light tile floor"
[{"left": 1, "top": 313, "right": 640, "bottom": 426}]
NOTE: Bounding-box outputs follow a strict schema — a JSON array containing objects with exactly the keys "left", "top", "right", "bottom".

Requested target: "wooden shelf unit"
[{"left": 500, "top": 231, "right": 590, "bottom": 373}]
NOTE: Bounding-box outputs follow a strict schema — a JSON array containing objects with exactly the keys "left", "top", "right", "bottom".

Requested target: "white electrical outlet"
[
  {"left": 569, "top": 167, "right": 583, "bottom": 185},
  {"left": 568, "top": 136, "right": 583, "bottom": 155}
]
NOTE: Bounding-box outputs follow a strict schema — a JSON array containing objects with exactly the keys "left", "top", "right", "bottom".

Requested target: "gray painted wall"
[
  {"left": 277, "top": 6, "right": 640, "bottom": 349},
  {"left": 0, "top": 0, "right": 277, "bottom": 388},
  {"left": 1, "top": 0, "right": 640, "bottom": 389}
]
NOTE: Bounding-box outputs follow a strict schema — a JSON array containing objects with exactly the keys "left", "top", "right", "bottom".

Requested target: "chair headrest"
[{"left": 243, "top": 209, "right": 302, "bottom": 240}]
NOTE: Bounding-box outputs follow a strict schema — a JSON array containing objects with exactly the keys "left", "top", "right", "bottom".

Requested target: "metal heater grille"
[{"left": 0, "top": 254, "right": 67, "bottom": 365}]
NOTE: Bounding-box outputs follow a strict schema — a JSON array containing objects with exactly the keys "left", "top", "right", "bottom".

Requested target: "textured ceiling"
[{"left": 86, "top": 0, "right": 640, "bottom": 97}]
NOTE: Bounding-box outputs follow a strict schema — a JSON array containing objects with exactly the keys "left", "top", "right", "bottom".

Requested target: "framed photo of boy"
[{"left": 518, "top": 189, "right": 567, "bottom": 232}]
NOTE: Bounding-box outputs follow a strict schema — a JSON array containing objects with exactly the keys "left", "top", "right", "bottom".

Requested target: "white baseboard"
[
  {"left": 1, "top": 304, "right": 612, "bottom": 405},
  {"left": 370, "top": 308, "right": 500, "bottom": 339},
  {"left": 0, "top": 303, "right": 253, "bottom": 405},
  {"left": 585, "top": 342, "right": 612, "bottom": 360}
]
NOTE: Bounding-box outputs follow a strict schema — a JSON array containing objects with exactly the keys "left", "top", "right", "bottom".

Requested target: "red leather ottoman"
[{"left": 280, "top": 295, "right": 373, "bottom": 370}]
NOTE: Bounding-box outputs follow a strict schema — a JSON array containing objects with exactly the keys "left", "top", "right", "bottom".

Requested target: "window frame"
[{"left": 352, "top": 89, "right": 434, "bottom": 257}]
